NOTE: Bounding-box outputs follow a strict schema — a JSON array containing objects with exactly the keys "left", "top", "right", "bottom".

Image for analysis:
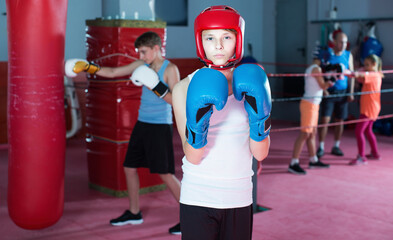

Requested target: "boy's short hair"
[
  {"left": 135, "top": 31, "right": 162, "bottom": 49},
  {"left": 225, "top": 29, "right": 237, "bottom": 35}
]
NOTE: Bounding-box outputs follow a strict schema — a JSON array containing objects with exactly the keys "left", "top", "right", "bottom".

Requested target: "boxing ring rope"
[
  {"left": 270, "top": 113, "right": 393, "bottom": 133},
  {"left": 260, "top": 61, "right": 393, "bottom": 71},
  {"left": 272, "top": 89, "right": 393, "bottom": 102},
  {"left": 259, "top": 61, "right": 308, "bottom": 68},
  {"left": 67, "top": 53, "right": 393, "bottom": 137},
  {"left": 267, "top": 69, "right": 393, "bottom": 78}
]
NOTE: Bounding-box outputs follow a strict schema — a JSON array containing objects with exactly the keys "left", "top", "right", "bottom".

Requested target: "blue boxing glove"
[
  {"left": 233, "top": 64, "right": 272, "bottom": 141},
  {"left": 186, "top": 68, "right": 228, "bottom": 149}
]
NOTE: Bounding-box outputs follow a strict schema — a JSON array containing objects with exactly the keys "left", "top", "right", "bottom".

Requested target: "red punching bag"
[{"left": 6, "top": 0, "right": 68, "bottom": 229}]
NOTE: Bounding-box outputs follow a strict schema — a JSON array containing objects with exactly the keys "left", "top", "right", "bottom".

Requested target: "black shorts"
[
  {"left": 320, "top": 89, "right": 348, "bottom": 120},
  {"left": 180, "top": 203, "right": 253, "bottom": 240},
  {"left": 123, "top": 121, "right": 175, "bottom": 174}
]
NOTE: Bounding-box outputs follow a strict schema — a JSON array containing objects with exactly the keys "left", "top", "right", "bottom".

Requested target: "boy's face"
[
  {"left": 334, "top": 33, "right": 348, "bottom": 53},
  {"left": 137, "top": 45, "right": 158, "bottom": 64},
  {"left": 201, "top": 29, "right": 236, "bottom": 66}
]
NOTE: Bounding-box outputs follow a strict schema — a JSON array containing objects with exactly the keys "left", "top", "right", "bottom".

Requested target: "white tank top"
[
  {"left": 180, "top": 70, "right": 254, "bottom": 209},
  {"left": 303, "top": 64, "right": 323, "bottom": 105}
]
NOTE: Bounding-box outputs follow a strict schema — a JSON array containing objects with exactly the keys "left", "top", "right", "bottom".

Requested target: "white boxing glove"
[
  {"left": 130, "top": 65, "right": 169, "bottom": 98},
  {"left": 65, "top": 58, "right": 101, "bottom": 78}
]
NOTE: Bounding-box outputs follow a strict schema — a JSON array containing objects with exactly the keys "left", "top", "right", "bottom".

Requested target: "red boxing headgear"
[{"left": 194, "top": 5, "right": 245, "bottom": 69}]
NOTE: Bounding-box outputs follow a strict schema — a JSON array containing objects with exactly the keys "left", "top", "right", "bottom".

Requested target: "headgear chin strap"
[{"left": 194, "top": 5, "right": 245, "bottom": 70}]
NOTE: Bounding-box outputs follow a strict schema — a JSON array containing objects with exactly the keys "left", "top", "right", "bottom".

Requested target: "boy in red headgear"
[{"left": 172, "top": 5, "right": 271, "bottom": 239}]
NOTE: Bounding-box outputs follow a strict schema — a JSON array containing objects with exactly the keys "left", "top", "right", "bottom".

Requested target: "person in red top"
[{"left": 349, "top": 54, "right": 383, "bottom": 165}]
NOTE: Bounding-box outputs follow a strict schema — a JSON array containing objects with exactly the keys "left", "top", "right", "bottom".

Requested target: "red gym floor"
[{"left": 1, "top": 120, "right": 393, "bottom": 240}]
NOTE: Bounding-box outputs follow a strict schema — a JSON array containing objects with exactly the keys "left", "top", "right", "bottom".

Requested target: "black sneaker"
[
  {"left": 288, "top": 163, "right": 306, "bottom": 175},
  {"left": 309, "top": 160, "right": 330, "bottom": 168},
  {"left": 317, "top": 147, "right": 324, "bottom": 158},
  {"left": 331, "top": 146, "right": 344, "bottom": 156},
  {"left": 169, "top": 222, "right": 181, "bottom": 235},
  {"left": 110, "top": 210, "right": 143, "bottom": 226}
]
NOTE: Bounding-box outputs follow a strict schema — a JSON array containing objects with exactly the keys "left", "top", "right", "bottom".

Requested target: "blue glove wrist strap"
[
  {"left": 185, "top": 123, "right": 208, "bottom": 149},
  {"left": 249, "top": 114, "right": 271, "bottom": 142}
]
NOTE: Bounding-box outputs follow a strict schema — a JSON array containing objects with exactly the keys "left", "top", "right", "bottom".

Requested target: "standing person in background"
[
  {"left": 317, "top": 32, "right": 355, "bottom": 158},
  {"left": 172, "top": 6, "right": 271, "bottom": 239},
  {"left": 65, "top": 31, "right": 182, "bottom": 235},
  {"left": 349, "top": 54, "right": 383, "bottom": 165},
  {"left": 288, "top": 57, "right": 334, "bottom": 175}
]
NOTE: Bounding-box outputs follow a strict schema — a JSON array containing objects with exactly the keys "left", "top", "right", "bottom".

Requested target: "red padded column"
[{"left": 6, "top": 0, "right": 68, "bottom": 229}]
